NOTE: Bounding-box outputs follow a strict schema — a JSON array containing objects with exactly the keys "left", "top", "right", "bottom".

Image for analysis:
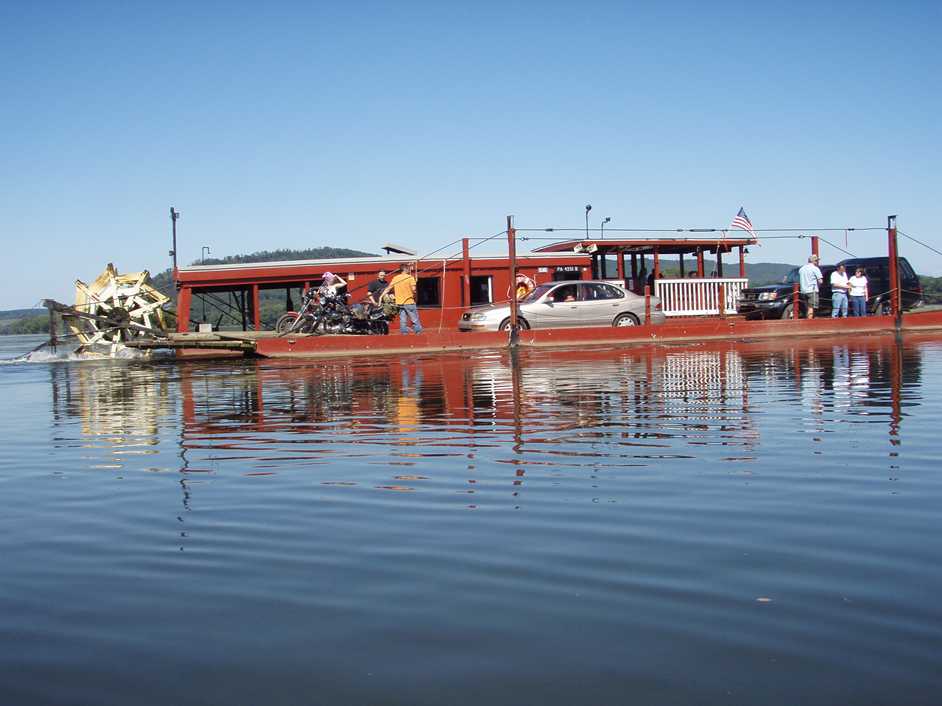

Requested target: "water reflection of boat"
[{"left": 48, "top": 335, "right": 921, "bottom": 476}]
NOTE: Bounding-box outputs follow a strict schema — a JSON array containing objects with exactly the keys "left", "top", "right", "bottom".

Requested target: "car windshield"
[
  {"left": 784, "top": 268, "right": 800, "bottom": 284},
  {"left": 521, "top": 283, "right": 555, "bottom": 303}
]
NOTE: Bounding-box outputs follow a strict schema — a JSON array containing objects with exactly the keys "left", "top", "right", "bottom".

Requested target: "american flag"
[{"left": 730, "top": 207, "right": 756, "bottom": 237}]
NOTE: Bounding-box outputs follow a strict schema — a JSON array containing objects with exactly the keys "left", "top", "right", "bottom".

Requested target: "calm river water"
[{"left": 1, "top": 333, "right": 941, "bottom": 705}]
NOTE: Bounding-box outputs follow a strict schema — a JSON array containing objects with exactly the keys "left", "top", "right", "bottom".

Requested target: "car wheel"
[
  {"left": 498, "top": 317, "right": 529, "bottom": 331},
  {"left": 613, "top": 312, "right": 640, "bottom": 327},
  {"left": 873, "top": 300, "right": 892, "bottom": 315},
  {"left": 782, "top": 304, "right": 796, "bottom": 320}
]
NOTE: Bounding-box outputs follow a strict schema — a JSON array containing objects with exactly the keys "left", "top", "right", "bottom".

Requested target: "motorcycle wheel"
[{"left": 275, "top": 313, "right": 298, "bottom": 335}]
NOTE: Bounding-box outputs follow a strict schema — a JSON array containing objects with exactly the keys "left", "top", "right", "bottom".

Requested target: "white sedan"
[{"left": 458, "top": 280, "right": 666, "bottom": 332}]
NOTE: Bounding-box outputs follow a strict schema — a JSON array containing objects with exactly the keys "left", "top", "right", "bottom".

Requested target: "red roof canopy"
[{"left": 533, "top": 237, "right": 756, "bottom": 255}]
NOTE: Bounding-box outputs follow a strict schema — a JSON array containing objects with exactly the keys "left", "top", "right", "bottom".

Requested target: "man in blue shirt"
[{"left": 798, "top": 255, "right": 823, "bottom": 319}]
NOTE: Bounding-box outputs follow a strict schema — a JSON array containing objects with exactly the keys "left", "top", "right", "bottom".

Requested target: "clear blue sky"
[{"left": 2, "top": 0, "right": 939, "bottom": 308}]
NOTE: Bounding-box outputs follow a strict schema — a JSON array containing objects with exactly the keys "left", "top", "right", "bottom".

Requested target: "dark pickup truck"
[{"left": 737, "top": 256, "right": 922, "bottom": 319}]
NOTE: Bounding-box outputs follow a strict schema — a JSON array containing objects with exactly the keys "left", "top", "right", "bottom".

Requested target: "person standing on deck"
[
  {"left": 798, "top": 255, "right": 823, "bottom": 319},
  {"left": 385, "top": 262, "right": 423, "bottom": 335},
  {"left": 830, "top": 264, "right": 849, "bottom": 318},
  {"left": 848, "top": 267, "right": 869, "bottom": 317},
  {"left": 367, "top": 270, "right": 388, "bottom": 307}
]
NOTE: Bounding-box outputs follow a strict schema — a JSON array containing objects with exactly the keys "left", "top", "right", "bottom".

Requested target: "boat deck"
[{"left": 124, "top": 309, "right": 942, "bottom": 359}]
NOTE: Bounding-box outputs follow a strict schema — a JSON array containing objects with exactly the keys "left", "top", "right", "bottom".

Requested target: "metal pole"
[
  {"left": 507, "top": 215, "right": 519, "bottom": 346},
  {"left": 888, "top": 214, "right": 901, "bottom": 327},
  {"left": 170, "top": 207, "right": 179, "bottom": 271},
  {"left": 462, "top": 237, "right": 471, "bottom": 308},
  {"left": 811, "top": 235, "right": 819, "bottom": 260},
  {"left": 584, "top": 204, "right": 592, "bottom": 240}
]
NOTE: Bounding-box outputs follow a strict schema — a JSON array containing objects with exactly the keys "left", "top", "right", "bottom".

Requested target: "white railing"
[{"left": 653, "top": 278, "right": 748, "bottom": 317}]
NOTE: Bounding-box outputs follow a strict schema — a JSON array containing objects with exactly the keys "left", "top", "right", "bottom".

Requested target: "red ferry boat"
[{"left": 157, "top": 222, "right": 941, "bottom": 359}]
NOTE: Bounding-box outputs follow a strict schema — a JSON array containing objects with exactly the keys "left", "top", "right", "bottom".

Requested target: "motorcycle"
[
  {"left": 275, "top": 288, "right": 321, "bottom": 335},
  {"left": 275, "top": 289, "right": 390, "bottom": 336}
]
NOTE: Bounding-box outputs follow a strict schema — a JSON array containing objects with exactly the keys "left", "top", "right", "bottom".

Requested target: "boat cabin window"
[
  {"left": 469, "top": 276, "right": 492, "bottom": 305},
  {"left": 417, "top": 277, "right": 440, "bottom": 307}
]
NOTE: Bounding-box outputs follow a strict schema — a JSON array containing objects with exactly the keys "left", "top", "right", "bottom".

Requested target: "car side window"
[
  {"left": 585, "top": 283, "right": 623, "bottom": 300},
  {"left": 550, "top": 284, "right": 578, "bottom": 302},
  {"left": 899, "top": 259, "right": 916, "bottom": 279},
  {"left": 581, "top": 283, "right": 606, "bottom": 301}
]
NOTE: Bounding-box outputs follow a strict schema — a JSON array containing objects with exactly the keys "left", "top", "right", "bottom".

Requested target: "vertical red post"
[
  {"left": 718, "top": 283, "right": 727, "bottom": 318},
  {"left": 176, "top": 286, "right": 192, "bottom": 333},
  {"left": 792, "top": 283, "right": 800, "bottom": 319},
  {"left": 644, "top": 285, "right": 651, "bottom": 324},
  {"left": 252, "top": 284, "right": 261, "bottom": 331},
  {"left": 507, "top": 216, "right": 518, "bottom": 343},
  {"left": 697, "top": 248, "right": 704, "bottom": 277},
  {"left": 887, "top": 215, "right": 900, "bottom": 318},
  {"left": 616, "top": 250, "right": 625, "bottom": 280},
  {"left": 653, "top": 248, "right": 660, "bottom": 278},
  {"left": 462, "top": 237, "right": 471, "bottom": 308},
  {"left": 811, "top": 235, "right": 819, "bottom": 260},
  {"left": 739, "top": 245, "right": 746, "bottom": 278}
]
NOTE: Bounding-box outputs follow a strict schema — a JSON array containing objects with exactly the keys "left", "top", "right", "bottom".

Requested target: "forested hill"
[
  {"left": 149, "top": 246, "right": 378, "bottom": 298},
  {"left": 192, "top": 246, "right": 379, "bottom": 268}
]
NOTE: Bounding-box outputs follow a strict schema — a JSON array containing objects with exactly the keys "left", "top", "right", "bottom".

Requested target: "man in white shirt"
[
  {"left": 798, "top": 255, "right": 823, "bottom": 319},
  {"left": 829, "top": 264, "right": 849, "bottom": 318}
]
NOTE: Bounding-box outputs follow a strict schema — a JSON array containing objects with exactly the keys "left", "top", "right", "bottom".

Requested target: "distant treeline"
[
  {"left": 149, "top": 246, "right": 377, "bottom": 300},
  {"left": 0, "top": 313, "right": 50, "bottom": 335},
  {"left": 192, "top": 246, "right": 378, "bottom": 267},
  {"left": 920, "top": 275, "right": 942, "bottom": 304}
]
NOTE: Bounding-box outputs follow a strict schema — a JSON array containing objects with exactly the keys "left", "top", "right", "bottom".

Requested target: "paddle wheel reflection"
[{"left": 49, "top": 362, "right": 176, "bottom": 464}]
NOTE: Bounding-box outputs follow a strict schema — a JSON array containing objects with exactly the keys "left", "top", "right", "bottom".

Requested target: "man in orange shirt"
[{"left": 384, "top": 262, "right": 423, "bottom": 334}]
